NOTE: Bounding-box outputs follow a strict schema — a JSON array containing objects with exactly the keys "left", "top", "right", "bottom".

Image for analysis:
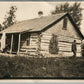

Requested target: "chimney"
[{"left": 38, "top": 11, "right": 43, "bottom": 17}]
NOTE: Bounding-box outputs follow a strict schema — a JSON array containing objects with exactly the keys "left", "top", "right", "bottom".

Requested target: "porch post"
[
  {"left": 10, "top": 34, "right": 13, "bottom": 54},
  {"left": 17, "top": 33, "right": 21, "bottom": 54}
]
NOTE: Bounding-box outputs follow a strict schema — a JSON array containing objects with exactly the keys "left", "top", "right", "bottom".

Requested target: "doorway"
[{"left": 12, "top": 33, "right": 19, "bottom": 53}]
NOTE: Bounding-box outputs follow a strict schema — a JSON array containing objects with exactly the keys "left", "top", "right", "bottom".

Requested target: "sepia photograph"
[{"left": 0, "top": 1, "right": 84, "bottom": 79}]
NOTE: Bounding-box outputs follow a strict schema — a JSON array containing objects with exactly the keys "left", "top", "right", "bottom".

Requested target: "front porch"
[
  {"left": 5, "top": 33, "right": 21, "bottom": 54},
  {"left": 0, "top": 32, "right": 39, "bottom": 56}
]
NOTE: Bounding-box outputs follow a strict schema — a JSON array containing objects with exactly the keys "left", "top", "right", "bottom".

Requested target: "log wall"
[
  {"left": 19, "top": 32, "right": 82, "bottom": 57},
  {"left": 40, "top": 33, "right": 82, "bottom": 57},
  {"left": 19, "top": 33, "right": 39, "bottom": 56}
]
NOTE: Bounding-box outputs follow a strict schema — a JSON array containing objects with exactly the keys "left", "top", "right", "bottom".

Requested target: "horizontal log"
[
  {"left": 42, "top": 35, "right": 52, "bottom": 38},
  {"left": 59, "top": 45, "right": 81, "bottom": 50},
  {"left": 30, "top": 37, "right": 38, "bottom": 39},
  {"left": 58, "top": 51, "right": 81, "bottom": 57},
  {"left": 40, "top": 51, "right": 49, "bottom": 54},
  {"left": 41, "top": 38, "right": 51, "bottom": 41},
  {"left": 19, "top": 52, "right": 27, "bottom": 54},
  {"left": 59, "top": 48, "right": 80, "bottom": 52},
  {"left": 59, "top": 49, "right": 81, "bottom": 53},
  {"left": 21, "top": 48, "right": 37, "bottom": 50},
  {"left": 20, "top": 49, "right": 26, "bottom": 52},
  {"left": 30, "top": 39, "right": 38, "bottom": 42},
  {"left": 41, "top": 46, "right": 49, "bottom": 49},
  {"left": 41, "top": 39, "right": 50, "bottom": 43},
  {"left": 41, "top": 32, "right": 52, "bottom": 36},
  {"left": 27, "top": 49, "right": 37, "bottom": 52},
  {"left": 41, "top": 49, "right": 49, "bottom": 51},
  {"left": 40, "top": 49, "right": 49, "bottom": 51},
  {"left": 59, "top": 40, "right": 80, "bottom": 44},
  {"left": 58, "top": 36, "right": 81, "bottom": 44},
  {"left": 28, "top": 52, "right": 38, "bottom": 55},
  {"left": 58, "top": 44, "right": 81, "bottom": 48},
  {"left": 27, "top": 51, "right": 37, "bottom": 53},
  {"left": 58, "top": 42, "right": 80, "bottom": 46},
  {"left": 30, "top": 37, "right": 38, "bottom": 40},
  {"left": 21, "top": 46, "right": 37, "bottom": 49},
  {"left": 59, "top": 50, "right": 81, "bottom": 53},
  {"left": 41, "top": 42, "right": 50, "bottom": 44},
  {"left": 41, "top": 45, "right": 49, "bottom": 47}
]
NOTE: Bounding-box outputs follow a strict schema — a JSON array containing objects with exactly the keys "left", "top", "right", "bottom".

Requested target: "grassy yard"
[{"left": 0, "top": 55, "right": 84, "bottom": 79}]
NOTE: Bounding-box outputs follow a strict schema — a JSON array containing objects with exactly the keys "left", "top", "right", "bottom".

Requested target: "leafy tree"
[
  {"left": 0, "top": 24, "right": 3, "bottom": 31},
  {"left": 3, "top": 6, "right": 17, "bottom": 29},
  {"left": 51, "top": 2, "right": 82, "bottom": 29}
]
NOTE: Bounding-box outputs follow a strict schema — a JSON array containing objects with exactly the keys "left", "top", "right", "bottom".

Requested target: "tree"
[
  {"left": 3, "top": 6, "right": 17, "bottom": 29},
  {"left": 0, "top": 24, "right": 3, "bottom": 31},
  {"left": 51, "top": 2, "right": 82, "bottom": 29}
]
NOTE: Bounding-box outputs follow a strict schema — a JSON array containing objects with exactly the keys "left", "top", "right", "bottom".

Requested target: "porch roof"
[{"left": 0, "top": 13, "right": 66, "bottom": 34}]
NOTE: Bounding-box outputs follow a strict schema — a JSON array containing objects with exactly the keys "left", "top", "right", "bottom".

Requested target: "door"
[{"left": 12, "top": 33, "right": 19, "bottom": 53}]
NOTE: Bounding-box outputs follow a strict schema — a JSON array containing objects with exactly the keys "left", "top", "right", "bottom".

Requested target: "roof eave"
[{"left": 67, "top": 14, "right": 84, "bottom": 39}]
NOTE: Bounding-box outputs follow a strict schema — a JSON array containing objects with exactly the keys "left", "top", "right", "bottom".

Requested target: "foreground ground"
[{"left": 0, "top": 55, "right": 84, "bottom": 78}]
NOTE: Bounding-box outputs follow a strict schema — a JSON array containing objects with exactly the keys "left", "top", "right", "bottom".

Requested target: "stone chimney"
[{"left": 38, "top": 11, "right": 43, "bottom": 17}]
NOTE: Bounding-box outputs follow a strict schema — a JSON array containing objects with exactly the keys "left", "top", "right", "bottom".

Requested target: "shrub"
[
  {"left": 81, "top": 41, "right": 84, "bottom": 57},
  {"left": 49, "top": 34, "right": 59, "bottom": 54}
]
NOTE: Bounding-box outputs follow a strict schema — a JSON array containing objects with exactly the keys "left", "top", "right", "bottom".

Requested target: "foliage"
[
  {"left": 51, "top": 2, "right": 82, "bottom": 29},
  {"left": 0, "top": 24, "right": 3, "bottom": 31},
  {"left": 81, "top": 42, "right": 84, "bottom": 57},
  {"left": 2, "top": 6, "right": 17, "bottom": 30},
  {"left": 0, "top": 56, "right": 84, "bottom": 78},
  {"left": 49, "top": 34, "right": 59, "bottom": 54}
]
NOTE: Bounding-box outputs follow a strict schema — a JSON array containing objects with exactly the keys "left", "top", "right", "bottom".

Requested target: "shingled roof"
[
  {"left": 0, "top": 13, "right": 83, "bottom": 39},
  {"left": 0, "top": 13, "right": 66, "bottom": 33}
]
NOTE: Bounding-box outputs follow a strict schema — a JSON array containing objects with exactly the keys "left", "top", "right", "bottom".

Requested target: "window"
[
  {"left": 26, "top": 34, "right": 30, "bottom": 46},
  {"left": 63, "top": 17, "right": 67, "bottom": 30}
]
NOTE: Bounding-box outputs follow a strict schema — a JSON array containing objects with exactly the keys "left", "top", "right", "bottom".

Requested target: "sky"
[{"left": 0, "top": 1, "right": 84, "bottom": 34}]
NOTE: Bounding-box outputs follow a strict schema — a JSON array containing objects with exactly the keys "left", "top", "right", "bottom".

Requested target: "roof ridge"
[
  {"left": 16, "top": 12, "right": 67, "bottom": 24},
  {"left": 0, "top": 12, "right": 68, "bottom": 34}
]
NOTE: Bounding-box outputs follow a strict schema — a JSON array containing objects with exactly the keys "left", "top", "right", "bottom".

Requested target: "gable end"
[{"left": 40, "top": 13, "right": 83, "bottom": 39}]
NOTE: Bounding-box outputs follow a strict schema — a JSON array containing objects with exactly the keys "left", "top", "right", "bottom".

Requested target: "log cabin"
[{"left": 0, "top": 13, "right": 83, "bottom": 57}]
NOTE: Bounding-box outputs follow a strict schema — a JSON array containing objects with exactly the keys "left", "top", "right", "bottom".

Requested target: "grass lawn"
[{"left": 0, "top": 55, "right": 84, "bottom": 79}]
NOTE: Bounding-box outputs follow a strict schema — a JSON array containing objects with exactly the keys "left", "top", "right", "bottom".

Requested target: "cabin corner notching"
[{"left": 0, "top": 13, "right": 83, "bottom": 57}]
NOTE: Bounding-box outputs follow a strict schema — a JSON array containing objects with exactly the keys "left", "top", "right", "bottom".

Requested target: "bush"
[
  {"left": 81, "top": 42, "right": 84, "bottom": 57},
  {"left": 49, "top": 34, "right": 59, "bottom": 54}
]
